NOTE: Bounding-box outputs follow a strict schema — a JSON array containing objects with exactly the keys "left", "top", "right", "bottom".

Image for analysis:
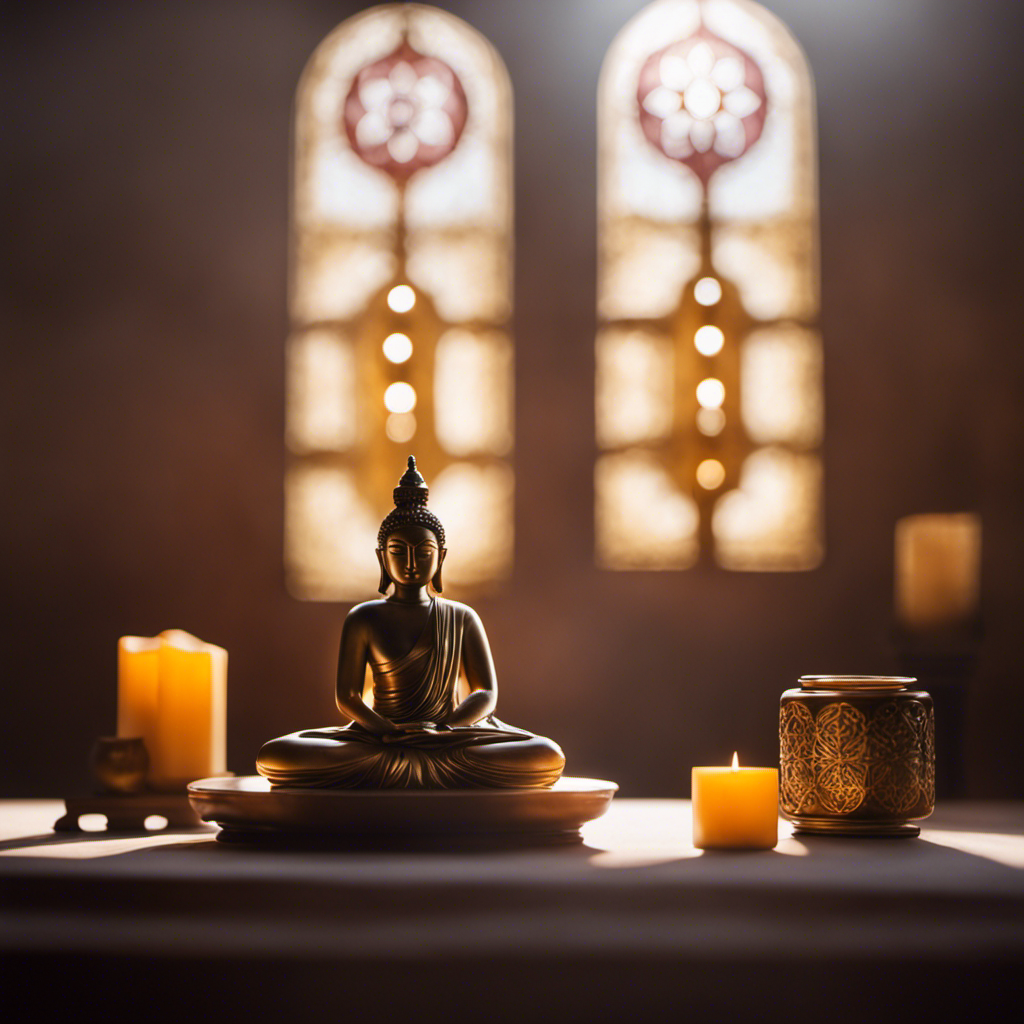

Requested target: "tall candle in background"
[
  {"left": 117, "top": 635, "right": 161, "bottom": 747},
  {"left": 895, "top": 514, "right": 981, "bottom": 630},
  {"left": 117, "top": 630, "right": 227, "bottom": 789}
]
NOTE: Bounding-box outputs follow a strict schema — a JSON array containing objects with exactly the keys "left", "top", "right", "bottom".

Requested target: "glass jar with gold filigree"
[{"left": 779, "top": 676, "right": 935, "bottom": 837}]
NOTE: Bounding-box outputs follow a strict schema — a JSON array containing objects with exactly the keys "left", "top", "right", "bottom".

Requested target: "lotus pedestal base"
[{"left": 188, "top": 775, "right": 617, "bottom": 849}]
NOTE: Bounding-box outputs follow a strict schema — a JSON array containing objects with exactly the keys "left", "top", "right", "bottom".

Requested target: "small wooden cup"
[{"left": 90, "top": 736, "right": 149, "bottom": 794}]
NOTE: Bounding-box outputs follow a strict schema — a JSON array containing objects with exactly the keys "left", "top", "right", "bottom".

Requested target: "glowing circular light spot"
[
  {"left": 696, "top": 377, "right": 725, "bottom": 408},
  {"left": 387, "top": 285, "right": 416, "bottom": 313},
  {"left": 382, "top": 332, "right": 413, "bottom": 363},
  {"left": 385, "top": 412, "right": 417, "bottom": 443},
  {"left": 697, "top": 408, "right": 726, "bottom": 436},
  {"left": 696, "top": 458, "right": 726, "bottom": 490},
  {"left": 694, "top": 277, "right": 722, "bottom": 305},
  {"left": 384, "top": 382, "right": 416, "bottom": 414},
  {"left": 144, "top": 815, "right": 169, "bottom": 831},
  {"left": 694, "top": 325, "right": 724, "bottom": 356}
]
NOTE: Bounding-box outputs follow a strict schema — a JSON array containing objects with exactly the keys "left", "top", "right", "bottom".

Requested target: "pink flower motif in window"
[
  {"left": 343, "top": 42, "right": 468, "bottom": 182},
  {"left": 637, "top": 28, "right": 767, "bottom": 185}
]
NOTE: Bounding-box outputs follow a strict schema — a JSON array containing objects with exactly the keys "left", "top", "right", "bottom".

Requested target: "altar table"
[{"left": 2, "top": 799, "right": 1022, "bottom": 1023}]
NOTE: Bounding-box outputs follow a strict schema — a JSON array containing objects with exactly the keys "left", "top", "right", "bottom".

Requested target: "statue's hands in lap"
[{"left": 381, "top": 721, "right": 449, "bottom": 742}]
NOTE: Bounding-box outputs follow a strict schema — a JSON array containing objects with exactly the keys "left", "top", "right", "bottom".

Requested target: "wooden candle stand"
[{"left": 54, "top": 790, "right": 210, "bottom": 832}]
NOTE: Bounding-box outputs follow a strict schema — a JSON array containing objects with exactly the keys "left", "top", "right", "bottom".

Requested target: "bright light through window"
[
  {"left": 385, "top": 412, "right": 417, "bottom": 442},
  {"left": 694, "top": 325, "right": 724, "bottom": 356},
  {"left": 387, "top": 285, "right": 416, "bottom": 313},
  {"left": 693, "top": 277, "right": 722, "bottom": 305},
  {"left": 384, "top": 381, "right": 417, "bottom": 414},
  {"left": 696, "top": 458, "right": 726, "bottom": 489},
  {"left": 696, "top": 377, "right": 725, "bottom": 408},
  {"left": 382, "top": 332, "right": 413, "bottom": 363},
  {"left": 697, "top": 408, "right": 726, "bottom": 436},
  {"left": 285, "top": 5, "right": 516, "bottom": 599},
  {"left": 596, "top": 0, "right": 823, "bottom": 571}
]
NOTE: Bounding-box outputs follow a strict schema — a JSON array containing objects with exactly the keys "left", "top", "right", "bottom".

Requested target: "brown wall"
[{"left": 5, "top": 0, "right": 1023, "bottom": 798}]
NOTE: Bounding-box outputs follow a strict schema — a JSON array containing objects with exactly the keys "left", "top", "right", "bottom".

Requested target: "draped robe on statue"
[{"left": 256, "top": 599, "right": 564, "bottom": 789}]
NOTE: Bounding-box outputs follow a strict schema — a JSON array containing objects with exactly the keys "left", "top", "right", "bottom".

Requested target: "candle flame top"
[{"left": 731, "top": 751, "right": 739, "bottom": 771}]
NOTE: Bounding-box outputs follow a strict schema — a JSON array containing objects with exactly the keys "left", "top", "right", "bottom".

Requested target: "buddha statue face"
[{"left": 378, "top": 524, "right": 446, "bottom": 594}]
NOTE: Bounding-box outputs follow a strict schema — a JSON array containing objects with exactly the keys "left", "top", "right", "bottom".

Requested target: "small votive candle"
[{"left": 692, "top": 753, "right": 779, "bottom": 850}]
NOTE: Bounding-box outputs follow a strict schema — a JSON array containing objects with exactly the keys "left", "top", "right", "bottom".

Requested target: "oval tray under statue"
[{"left": 188, "top": 775, "right": 618, "bottom": 848}]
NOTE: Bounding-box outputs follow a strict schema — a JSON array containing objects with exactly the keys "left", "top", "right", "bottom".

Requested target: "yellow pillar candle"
[
  {"left": 692, "top": 754, "right": 779, "bottom": 850},
  {"left": 117, "top": 635, "right": 161, "bottom": 746},
  {"left": 117, "top": 630, "right": 227, "bottom": 790},
  {"left": 895, "top": 513, "right": 981, "bottom": 630}
]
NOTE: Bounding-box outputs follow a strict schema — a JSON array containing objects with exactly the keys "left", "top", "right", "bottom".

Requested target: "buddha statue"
[{"left": 257, "top": 457, "right": 566, "bottom": 789}]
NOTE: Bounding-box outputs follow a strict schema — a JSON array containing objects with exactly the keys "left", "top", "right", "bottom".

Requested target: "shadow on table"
[
  {"left": 136, "top": 830, "right": 604, "bottom": 856},
  {"left": 0, "top": 827, "right": 214, "bottom": 854},
  {"left": 0, "top": 825, "right": 598, "bottom": 858}
]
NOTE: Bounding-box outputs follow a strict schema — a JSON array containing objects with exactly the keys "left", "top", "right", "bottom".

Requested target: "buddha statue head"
[{"left": 376, "top": 456, "right": 447, "bottom": 595}]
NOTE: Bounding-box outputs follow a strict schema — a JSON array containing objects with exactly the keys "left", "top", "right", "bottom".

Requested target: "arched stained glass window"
[
  {"left": 596, "top": 0, "right": 823, "bottom": 571},
  {"left": 286, "top": 4, "right": 514, "bottom": 600}
]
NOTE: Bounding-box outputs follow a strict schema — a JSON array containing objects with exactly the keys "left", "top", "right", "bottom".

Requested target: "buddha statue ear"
[
  {"left": 376, "top": 548, "right": 392, "bottom": 595},
  {"left": 431, "top": 547, "right": 447, "bottom": 594}
]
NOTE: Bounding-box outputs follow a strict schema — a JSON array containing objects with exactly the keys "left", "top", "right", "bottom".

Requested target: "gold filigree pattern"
[
  {"left": 868, "top": 700, "right": 934, "bottom": 814},
  {"left": 780, "top": 696, "right": 934, "bottom": 824},
  {"left": 812, "top": 702, "right": 868, "bottom": 814},
  {"left": 779, "top": 701, "right": 815, "bottom": 815},
  {"left": 921, "top": 704, "right": 936, "bottom": 806}
]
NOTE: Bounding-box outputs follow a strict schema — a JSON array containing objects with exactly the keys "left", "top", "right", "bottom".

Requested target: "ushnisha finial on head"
[
  {"left": 376, "top": 456, "right": 446, "bottom": 594},
  {"left": 377, "top": 455, "right": 446, "bottom": 548},
  {"left": 394, "top": 455, "right": 427, "bottom": 503}
]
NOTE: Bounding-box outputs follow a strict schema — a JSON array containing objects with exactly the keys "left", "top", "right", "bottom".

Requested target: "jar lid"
[{"left": 799, "top": 675, "right": 915, "bottom": 692}]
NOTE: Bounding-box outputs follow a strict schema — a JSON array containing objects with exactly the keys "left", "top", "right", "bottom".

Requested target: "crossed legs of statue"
[{"left": 256, "top": 727, "right": 564, "bottom": 789}]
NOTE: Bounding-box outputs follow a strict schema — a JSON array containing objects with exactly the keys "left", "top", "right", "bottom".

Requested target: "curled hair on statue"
[{"left": 376, "top": 456, "right": 446, "bottom": 594}]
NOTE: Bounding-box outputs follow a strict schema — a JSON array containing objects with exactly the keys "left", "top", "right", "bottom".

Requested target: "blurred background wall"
[{"left": 5, "top": 0, "right": 1023, "bottom": 797}]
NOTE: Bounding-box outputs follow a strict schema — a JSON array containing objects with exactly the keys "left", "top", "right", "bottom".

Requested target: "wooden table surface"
[{"left": 3, "top": 798, "right": 1022, "bottom": 1023}]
